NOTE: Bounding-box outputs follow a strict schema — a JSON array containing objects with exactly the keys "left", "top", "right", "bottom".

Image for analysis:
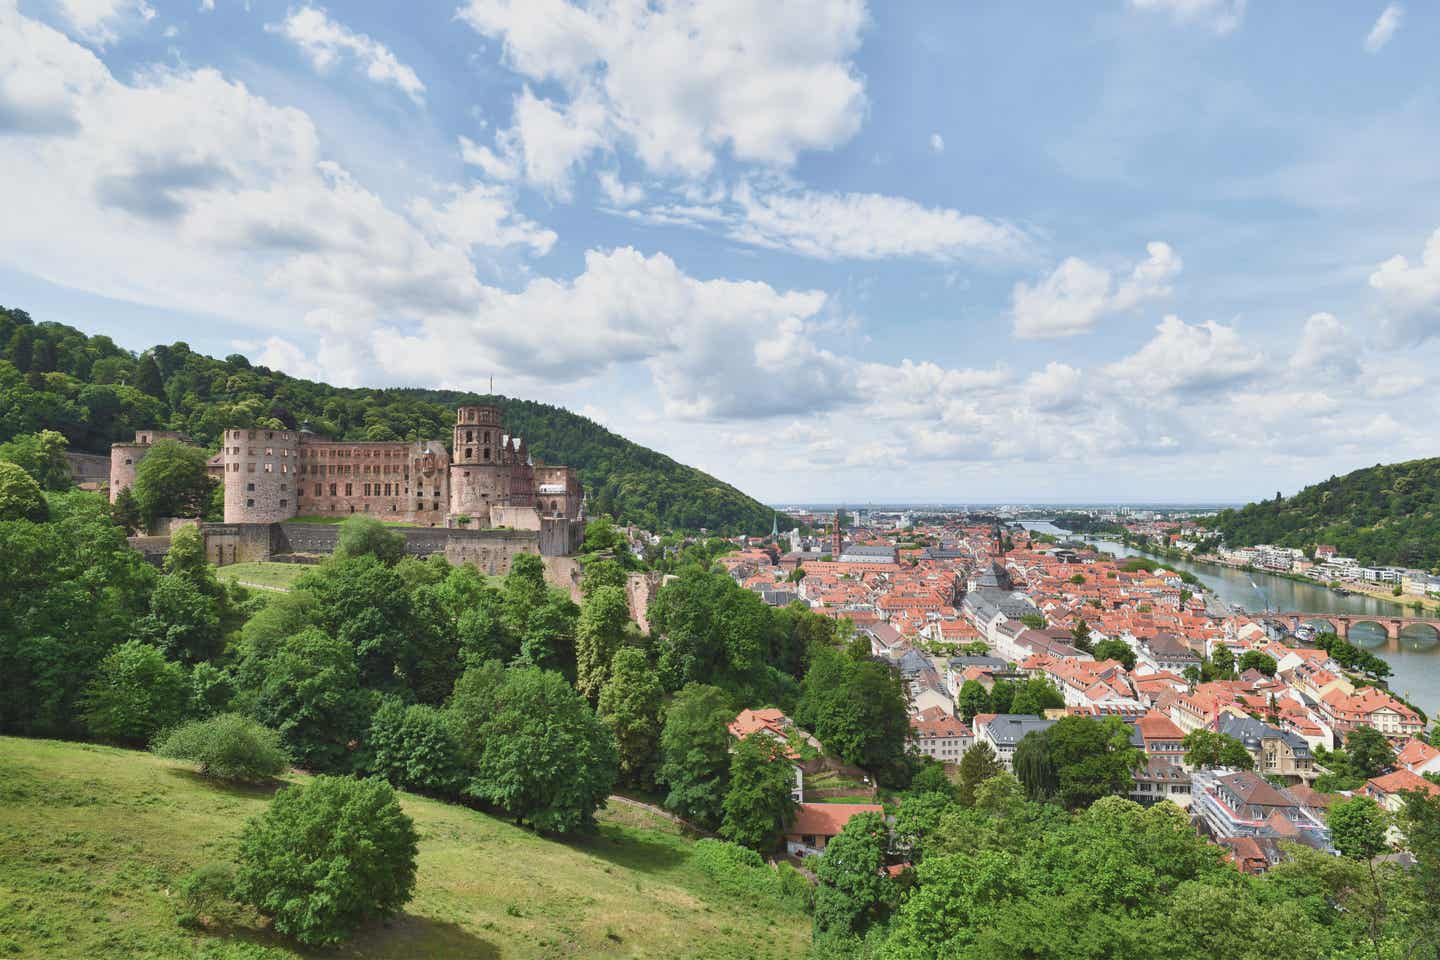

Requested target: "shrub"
[
  {"left": 153, "top": 713, "right": 289, "bottom": 781},
  {"left": 175, "top": 861, "right": 238, "bottom": 929},
  {"left": 692, "top": 839, "right": 810, "bottom": 911},
  {"left": 233, "top": 776, "right": 419, "bottom": 946}
]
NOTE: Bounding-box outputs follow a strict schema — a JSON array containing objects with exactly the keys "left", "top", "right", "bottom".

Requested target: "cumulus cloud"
[
  {"left": 1289, "top": 312, "right": 1361, "bottom": 380},
  {"left": 269, "top": 6, "right": 425, "bottom": 105},
  {"left": 1128, "top": 0, "right": 1246, "bottom": 34},
  {"left": 1364, "top": 3, "right": 1403, "bottom": 53},
  {"left": 1103, "top": 315, "right": 1263, "bottom": 394},
  {"left": 457, "top": 0, "right": 868, "bottom": 190},
  {"left": 1370, "top": 228, "right": 1440, "bottom": 346},
  {"left": 929, "top": 132, "right": 945, "bottom": 154},
  {"left": 0, "top": 7, "right": 550, "bottom": 363},
  {"left": 1011, "top": 241, "right": 1181, "bottom": 339},
  {"left": 369, "top": 246, "right": 849, "bottom": 419}
]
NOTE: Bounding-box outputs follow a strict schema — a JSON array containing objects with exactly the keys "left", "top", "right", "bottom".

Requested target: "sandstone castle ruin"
[{"left": 109, "top": 403, "right": 586, "bottom": 577}]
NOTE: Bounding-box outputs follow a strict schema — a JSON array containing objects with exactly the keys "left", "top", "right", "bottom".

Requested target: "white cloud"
[
  {"left": 1370, "top": 228, "right": 1440, "bottom": 346},
  {"left": 457, "top": 0, "right": 868, "bottom": 190},
  {"left": 1103, "top": 315, "right": 1263, "bottom": 394},
  {"left": 929, "top": 132, "right": 944, "bottom": 154},
  {"left": 720, "top": 182, "right": 1030, "bottom": 263},
  {"left": 1011, "top": 241, "right": 1181, "bottom": 338},
  {"left": 1289, "top": 312, "right": 1361, "bottom": 380},
  {"left": 1128, "top": 0, "right": 1246, "bottom": 34},
  {"left": 1364, "top": 4, "right": 1403, "bottom": 53},
  {"left": 369, "top": 246, "right": 848, "bottom": 420},
  {"left": 597, "top": 170, "right": 644, "bottom": 207},
  {"left": 50, "top": 0, "right": 154, "bottom": 46},
  {"left": 0, "top": 5, "right": 553, "bottom": 373},
  {"left": 407, "top": 183, "right": 556, "bottom": 256},
  {"left": 268, "top": 6, "right": 426, "bottom": 105}
]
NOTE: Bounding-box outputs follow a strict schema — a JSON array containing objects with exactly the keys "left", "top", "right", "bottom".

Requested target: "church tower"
[{"left": 831, "top": 508, "right": 844, "bottom": 558}]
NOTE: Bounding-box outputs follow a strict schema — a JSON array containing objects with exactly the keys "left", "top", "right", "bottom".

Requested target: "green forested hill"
[
  {"left": 0, "top": 306, "right": 771, "bottom": 533},
  {"left": 1213, "top": 458, "right": 1440, "bottom": 570}
]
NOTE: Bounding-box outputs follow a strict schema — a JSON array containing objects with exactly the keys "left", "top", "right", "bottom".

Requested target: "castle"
[{"left": 113, "top": 404, "right": 584, "bottom": 532}]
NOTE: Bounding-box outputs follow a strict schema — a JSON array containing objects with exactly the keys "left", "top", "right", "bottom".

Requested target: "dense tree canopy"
[
  {"left": 795, "top": 643, "right": 911, "bottom": 784},
  {"left": 1214, "top": 457, "right": 1440, "bottom": 568},
  {"left": 658, "top": 682, "right": 735, "bottom": 829}
]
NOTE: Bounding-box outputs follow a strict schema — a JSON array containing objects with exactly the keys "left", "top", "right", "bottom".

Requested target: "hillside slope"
[
  {"left": 0, "top": 737, "right": 809, "bottom": 960},
  {"left": 0, "top": 306, "right": 772, "bottom": 533},
  {"left": 1213, "top": 457, "right": 1440, "bottom": 569}
]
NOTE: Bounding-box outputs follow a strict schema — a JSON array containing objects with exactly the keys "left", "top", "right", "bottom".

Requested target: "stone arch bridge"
[{"left": 1271, "top": 612, "right": 1440, "bottom": 648}]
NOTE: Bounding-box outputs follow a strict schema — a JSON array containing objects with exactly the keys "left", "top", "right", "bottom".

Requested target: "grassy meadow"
[
  {"left": 213, "top": 562, "right": 312, "bottom": 591},
  {"left": 0, "top": 737, "right": 810, "bottom": 959}
]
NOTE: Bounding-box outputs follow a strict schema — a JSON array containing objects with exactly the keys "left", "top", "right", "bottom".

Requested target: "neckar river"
[{"left": 1017, "top": 522, "right": 1440, "bottom": 719}]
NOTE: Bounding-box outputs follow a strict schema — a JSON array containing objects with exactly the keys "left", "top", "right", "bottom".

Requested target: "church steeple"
[{"left": 770, "top": 511, "right": 779, "bottom": 540}]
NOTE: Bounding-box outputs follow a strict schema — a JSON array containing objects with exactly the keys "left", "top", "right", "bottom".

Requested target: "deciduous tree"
[{"left": 719, "top": 734, "right": 797, "bottom": 851}]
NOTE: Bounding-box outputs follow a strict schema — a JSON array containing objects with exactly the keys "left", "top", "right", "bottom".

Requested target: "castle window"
[
  {"left": 363, "top": 483, "right": 371, "bottom": 496},
  {"left": 265, "top": 432, "right": 273, "bottom": 440},
  {"left": 417, "top": 502, "right": 424, "bottom": 511},
  {"left": 247, "top": 483, "right": 254, "bottom": 492},
  {"left": 280, "top": 499, "right": 288, "bottom": 507},
  {"left": 248, "top": 431, "right": 256, "bottom": 440},
  {"left": 265, "top": 447, "right": 273, "bottom": 456},
  {"left": 314, "top": 484, "right": 321, "bottom": 496},
  {"left": 247, "top": 463, "right": 255, "bottom": 473},
  {"left": 125, "top": 458, "right": 132, "bottom": 465},
  {"left": 280, "top": 483, "right": 287, "bottom": 492},
  {"left": 465, "top": 448, "right": 472, "bottom": 459},
  {"left": 246, "top": 499, "right": 254, "bottom": 507},
  {"left": 345, "top": 483, "right": 353, "bottom": 496},
  {"left": 466, "top": 430, "right": 473, "bottom": 443},
  {"left": 484, "top": 449, "right": 490, "bottom": 460},
  {"left": 330, "top": 484, "right": 337, "bottom": 496}
]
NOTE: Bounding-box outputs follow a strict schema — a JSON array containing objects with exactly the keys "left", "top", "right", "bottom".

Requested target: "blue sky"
[{"left": 3, "top": 0, "right": 1439, "bottom": 505}]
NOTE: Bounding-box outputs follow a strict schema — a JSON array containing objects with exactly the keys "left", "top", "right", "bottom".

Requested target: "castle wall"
[
  {"left": 221, "top": 428, "right": 301, "bottom": 524},
  {"left": 203, "top": 523, "right": 282, "bottom": 565},
  {"left": 64, "top": 451, "right": 110, "bottom": 490},
  {"left": 491, "top": 504, "right": 542, "bottom": 531}
]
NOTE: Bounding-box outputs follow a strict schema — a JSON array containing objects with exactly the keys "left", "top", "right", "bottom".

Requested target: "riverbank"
[{"left": 1112, "top": 539, "right": 1433, "bottom": 614}]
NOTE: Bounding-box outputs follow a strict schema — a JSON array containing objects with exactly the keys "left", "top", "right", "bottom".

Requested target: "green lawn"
[
  {"left": 0, "top": 737, "right": 810, "bottom": 959},
  {"left": 214, "top": 562, "right": 311, "bottom": 591},
  {"left": 287, "top": 515, "right": 414, "bottom": 526}
]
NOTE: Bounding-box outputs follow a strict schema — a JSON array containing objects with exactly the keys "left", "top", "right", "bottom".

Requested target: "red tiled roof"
[
  {"left": 1366, "top": 769, "right": 1440, "bottom": 799},
  {"left": 786, "top": 802, "right": 885, "bottom": 838}
]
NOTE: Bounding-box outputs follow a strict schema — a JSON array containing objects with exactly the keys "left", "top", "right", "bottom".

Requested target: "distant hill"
[
  {"left": 1213, "top": 458, "right": 1440, "bottom": 570},
  {"left": 0, "top": 306, "right": 772, "bottom": 533}
]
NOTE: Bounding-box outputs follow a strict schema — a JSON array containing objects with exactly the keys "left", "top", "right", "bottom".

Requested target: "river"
[{"left": 1017, "top": 521, "right": 1440, "bottom": 717}]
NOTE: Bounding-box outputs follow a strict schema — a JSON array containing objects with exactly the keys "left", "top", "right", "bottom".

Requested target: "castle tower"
[
  {"left": 222, "top": 427, "right": 301, "bottom": 523},
  {"left": 449, "top": 404, "right": 505, "bottom": 523}
]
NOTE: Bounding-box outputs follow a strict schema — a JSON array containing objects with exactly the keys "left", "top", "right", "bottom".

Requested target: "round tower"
[
  {"left": 450, "top": 405, "right": 505, "bottom": 522},
  {"left": 222, "top": 427, "right": 301, "bottom": 523}
]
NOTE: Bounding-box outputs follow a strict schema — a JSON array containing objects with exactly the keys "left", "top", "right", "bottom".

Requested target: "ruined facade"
[
  {"left": 447, "top": 404, "right": 583, "bottom": 528},
  {"left": 209, "top": 404, "right": 581, "bottom": 529}
]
